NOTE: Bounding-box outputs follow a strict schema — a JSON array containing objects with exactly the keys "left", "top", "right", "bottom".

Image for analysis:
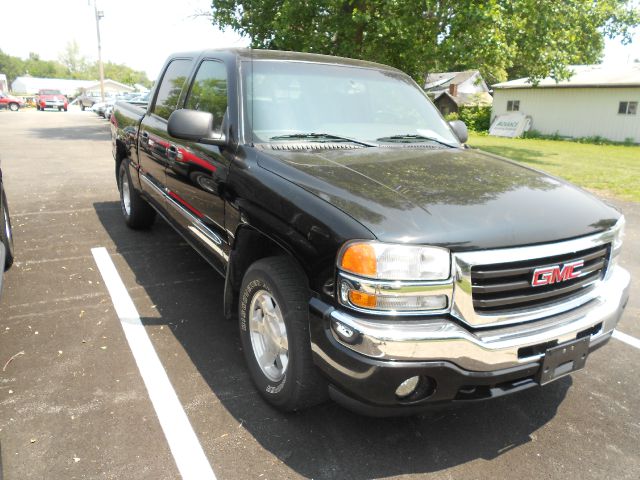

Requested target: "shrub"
[{"left": 457, "top": 105, "right": 491, "bottom": 132}]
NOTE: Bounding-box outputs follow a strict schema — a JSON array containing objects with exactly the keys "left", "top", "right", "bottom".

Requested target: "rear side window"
[
  {"left": 185, "top": 60, "right": 228, "bottom": 132},
  {"left": 153, "top": 59, "right": 193, "bottom": 120}
]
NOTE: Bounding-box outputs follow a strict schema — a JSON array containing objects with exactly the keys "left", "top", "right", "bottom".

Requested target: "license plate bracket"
[{"left": 537, "top": 336, "right": 590, "bottom": 386}]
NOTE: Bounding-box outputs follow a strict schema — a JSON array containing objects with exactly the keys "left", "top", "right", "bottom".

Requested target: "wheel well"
[
  {"left": 114, "top": 141, "right": 128, "bottom": 185},
  {"left": 115, "top": 156, "right": 123, "bottom": 186},
  {"left": 224, "top": 227, "right": 308, "bottom": 319}
]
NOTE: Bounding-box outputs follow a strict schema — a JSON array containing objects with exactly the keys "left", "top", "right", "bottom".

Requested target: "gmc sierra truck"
[{"left": 110, "top": 49, "right": 629, "bottom": 416}]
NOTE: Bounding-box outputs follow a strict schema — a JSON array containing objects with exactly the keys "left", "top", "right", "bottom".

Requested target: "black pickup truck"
[{"left": 111, "top": 49, "right": 629, "bottom": 416}]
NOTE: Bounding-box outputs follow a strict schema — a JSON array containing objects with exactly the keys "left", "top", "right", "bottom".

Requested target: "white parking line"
[
  {"left": 612, "top": 329, "right": 640, "bottom": 350},
  {"left": 91, "top": 247, "right": 217, "bottom": 480}
]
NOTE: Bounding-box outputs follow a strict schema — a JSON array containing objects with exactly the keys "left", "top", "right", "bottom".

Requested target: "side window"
[
  {"left": 185, "top": 60, "right": 228, "bottom": 131},
  {"left": 152, "top": 59, "right": 193, "bottom": 120},
  {"left": 619, "top": 101, "right": 637, "bottom": 115},
  {"left": 507, "top": 100, "right": 520, "bottom": 112}
]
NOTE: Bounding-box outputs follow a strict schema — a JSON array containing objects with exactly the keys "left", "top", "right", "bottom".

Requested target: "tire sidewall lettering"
[{"left": 240, "top": 278, "right": 270, "bottom": 332}]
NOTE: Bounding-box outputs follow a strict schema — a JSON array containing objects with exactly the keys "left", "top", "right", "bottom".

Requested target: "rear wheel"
[
  {"left": 81, "top": 104, "right": 85, "bottom": 111},
  {"left": 8, "top": 103, "right": 18, "bottom": 112},
  {"left": 239, "top": 257, "right": 327, "bottom": 412},
  {"left": 1, "top": 189, "right": 14, "bottom": 270},
  {"left": 118, "top": 161, "right": 156, "bottom": 229},
  {"left": 58, "top": 107, "right": 62, "bottom": 112}
]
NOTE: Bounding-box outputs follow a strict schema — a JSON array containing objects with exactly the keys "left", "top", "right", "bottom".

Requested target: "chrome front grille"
[
  {"left": 452, "top": 229, "right": 618, "bottom": 328},
  {"left": 470, "top": 245, "right": 609, "bottom": 313}
]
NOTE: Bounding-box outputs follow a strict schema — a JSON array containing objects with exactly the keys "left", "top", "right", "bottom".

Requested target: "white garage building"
[
  {"left": 11, "top": 77, "right": 135, "bottom": 96},
  {"left": 492, "top": 65, "right": 640, "bottom": 143}
]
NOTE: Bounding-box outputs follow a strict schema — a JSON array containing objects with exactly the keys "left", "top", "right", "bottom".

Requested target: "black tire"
[
  {"left": 1, "top": 189, "right": 15, "bottom": 270},
  {"left": 36, "top": 105, "right": 40, "bottom": 111},
  {"left": 239, "top": 257, "right": 327, "bottom": 412},
  {"left": 8, "top": 103, "right": 19, "bottom": 112},
  {"left": 58, "top": 107, "right": 62, "bottom": 112},
  {"left": 81, "top": 104, "right": 85, "bottom": 111},
  {"left": 118, "top": 161, "right": 156, "bottom": 229}
]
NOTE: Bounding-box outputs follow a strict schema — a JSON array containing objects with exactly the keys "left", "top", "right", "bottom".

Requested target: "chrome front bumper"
[{"left": 329, "top": 266, "right": 630, "bottom": 372}]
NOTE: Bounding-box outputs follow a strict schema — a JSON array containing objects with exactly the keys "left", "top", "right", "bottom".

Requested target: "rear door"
[
  {"left": 138, "top": 58, "right": 194, "bottom": 206},
  {"left": 163, "top": 59, "right": 232, "bottom": 271}
]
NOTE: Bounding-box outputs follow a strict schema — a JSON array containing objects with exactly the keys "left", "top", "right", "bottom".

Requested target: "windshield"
[
  {"left": 40, "top": 90, "right": 62, "bottom": 95},
  {"left": 243, "top": 60, "right": 459, "bottom": 146}
]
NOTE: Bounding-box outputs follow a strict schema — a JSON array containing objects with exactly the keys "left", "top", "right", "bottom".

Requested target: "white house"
[
  {"left": 424, "top": 70, "right": 492, "bottom": 115},
  {"left": 11, "top": 77, "right": 96, "bottom": 95},
  {"left": 492, "top": 65, "right": 640, "bottom": 143},
  {"left": 11, "top": 77, "right": 135, "bottom": 96}
]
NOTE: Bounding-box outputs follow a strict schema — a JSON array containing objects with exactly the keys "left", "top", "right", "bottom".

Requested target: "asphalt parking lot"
[{"left": 0, "top": 108, "right": 638, "bottom": 480}]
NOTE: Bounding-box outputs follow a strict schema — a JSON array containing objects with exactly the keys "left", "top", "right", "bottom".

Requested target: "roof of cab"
[{"left": 168, "top": 48, "right": 402, "bottom": 73}]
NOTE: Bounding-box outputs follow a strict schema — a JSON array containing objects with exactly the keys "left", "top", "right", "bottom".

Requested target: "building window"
[
  {"left": 507, "top": 100, "right": 520, "bottom": 112},
  {"left": 618, "top": 101, "right": 638, "bottom": 115}
]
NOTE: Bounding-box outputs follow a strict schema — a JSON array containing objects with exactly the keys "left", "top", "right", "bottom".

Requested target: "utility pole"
[{"left": 90, "top": 0, "right": 105, "bottom": 101}]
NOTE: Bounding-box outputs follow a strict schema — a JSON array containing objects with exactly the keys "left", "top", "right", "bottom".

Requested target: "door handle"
[{"left": 166, "top": 145, "right": 183, "bottom": 161}]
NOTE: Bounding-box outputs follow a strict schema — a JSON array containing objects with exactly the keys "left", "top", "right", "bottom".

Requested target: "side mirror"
[
  {"left": 167, "top": 109, "right": 225, "bottom": 145},
  {"left": 449, "top": 120, "right": 468, "bottom": 144}
]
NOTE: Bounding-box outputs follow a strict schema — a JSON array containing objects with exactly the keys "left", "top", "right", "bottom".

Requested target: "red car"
[
  {"left": 36, "top": 89, "right": 68, "bottom": 111},
  {"left": 0, "top": 92, "right": 26, "bottom": 111}
]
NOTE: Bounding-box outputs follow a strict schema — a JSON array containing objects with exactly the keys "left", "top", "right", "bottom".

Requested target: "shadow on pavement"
[
  {"left": 94, "top": 200, "right": 569, "bottom": 479},
  {"left": 27, "top": 121, "right": 110, "bottom": 142}
]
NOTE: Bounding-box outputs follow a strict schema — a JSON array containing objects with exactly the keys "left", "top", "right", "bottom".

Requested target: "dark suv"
[{"left": 0, "top": 162, "right": 14, "bottom": 296}]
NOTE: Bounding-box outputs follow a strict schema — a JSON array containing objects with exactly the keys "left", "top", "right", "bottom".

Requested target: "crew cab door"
[
  {"left": 163, "top": 59, "right": 232, "bottom": 271},
  {"left": 138, "top": 58, "right": 194, "bottom": 207}
]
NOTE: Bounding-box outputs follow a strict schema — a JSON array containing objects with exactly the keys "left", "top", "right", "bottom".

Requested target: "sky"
[{"left": 0, "top": 0, "right": 638, "bottom": 81}]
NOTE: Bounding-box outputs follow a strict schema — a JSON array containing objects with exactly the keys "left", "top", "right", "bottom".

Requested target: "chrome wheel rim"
[
  {"left": 249, "top": 289, "right": 289, "bottom": 382},
  {"left": 121, "top": 171, "right": 131, "bottom": 216}
]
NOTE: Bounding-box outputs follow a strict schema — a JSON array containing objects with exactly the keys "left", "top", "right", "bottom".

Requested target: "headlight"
[
  {"left": 338, "top": 241, "right": 450, "bottom": 280},
  {"left": 336, "top": 241, "right": 453, "bottom": 314},
  {"left": 612, "top": 216, "right": 625, "bottom": 256}
]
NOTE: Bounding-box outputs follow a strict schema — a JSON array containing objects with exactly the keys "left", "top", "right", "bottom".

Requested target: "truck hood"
[{"left": 256, "top": 145, "right": 620, "bottom": 250}]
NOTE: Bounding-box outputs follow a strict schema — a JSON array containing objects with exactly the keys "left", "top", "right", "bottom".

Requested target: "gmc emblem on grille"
[{"left": 531, "top": 260, "right": 585, "bottom": 287}]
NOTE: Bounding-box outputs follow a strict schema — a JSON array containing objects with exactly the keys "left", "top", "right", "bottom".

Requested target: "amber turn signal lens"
[
  {"left": 349, "top": 290, "right": 377, "bottom": 308},
  {"left": 340, "top": 243, "right": 377, "bottom": 277}
]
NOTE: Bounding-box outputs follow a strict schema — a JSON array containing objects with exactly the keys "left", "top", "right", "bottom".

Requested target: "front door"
[
  {"left": 163, "top": 59, "right": 232, "bottom": 271},
  {"left": 138, "top": 58, "right": 194, "bottom": 206}
]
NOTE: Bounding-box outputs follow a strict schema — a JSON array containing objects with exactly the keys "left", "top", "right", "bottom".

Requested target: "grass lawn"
[{"left": 468, "top": 133, "right": 640, "bottom": 202}]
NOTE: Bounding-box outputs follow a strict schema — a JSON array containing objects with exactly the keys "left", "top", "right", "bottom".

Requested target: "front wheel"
[
  {"left": 118, "top": 161, "right": 156, "bottom": 229},
  {"left": 239, "top": 257, "right": 327, "bottom": 412},
  {"left": 8, "top": 103, "right": 19, "bottom": 112}
]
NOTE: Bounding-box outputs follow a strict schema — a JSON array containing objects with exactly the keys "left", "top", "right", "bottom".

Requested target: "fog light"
[
  {"left": 332, "top": 320, "right": 359, "bottom": 344},
  {"left": 395, "top": 376, "right": 420, "bottom": 398}
]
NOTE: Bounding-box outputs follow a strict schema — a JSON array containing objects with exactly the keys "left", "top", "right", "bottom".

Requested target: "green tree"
[
  {"left": 0, "top": 49, "right": 25, "bottom": 85},
  {"left": 209, "top": 0, "right": 639, "bottom": 83},
  {"left": 0, "top": 48, "right": 151, "bottom": 88},
  {"left": 58, "top": 41, "right": 89, "bottom": 78}
]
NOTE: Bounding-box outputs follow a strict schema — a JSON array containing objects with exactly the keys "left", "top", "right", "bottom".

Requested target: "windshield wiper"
[
  {"left": 270, "top": 133, "right": 377, "bottom": 147},
  {"left": 376, "top": 134, "right": 457, "bottom": 148}
]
